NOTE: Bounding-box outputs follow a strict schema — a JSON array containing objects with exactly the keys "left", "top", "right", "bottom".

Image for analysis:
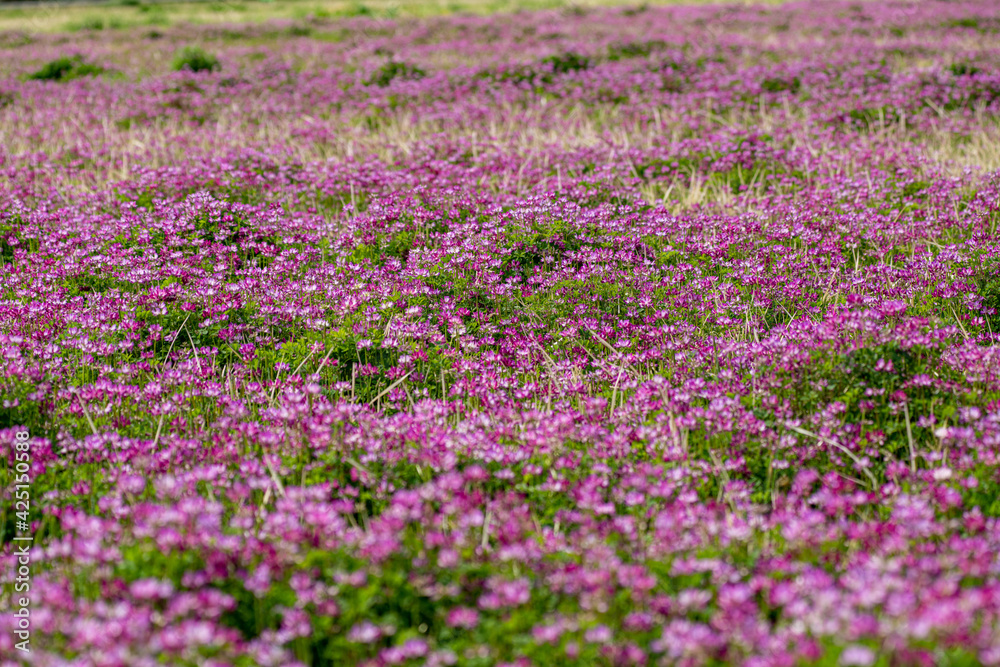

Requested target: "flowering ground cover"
[{"left": 3, "top": 1, "right": 1000, "bottom": 665}]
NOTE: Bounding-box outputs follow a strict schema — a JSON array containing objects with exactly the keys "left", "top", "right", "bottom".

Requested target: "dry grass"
[
  {"left": 922, "top": 116, "right": 1000, "bottom": 177},
  {"left": 1, "top": 88, "right": 960, "bottom": 214},
  {"left": 0, "top": 0, "right": 792, "bottom": 35}
]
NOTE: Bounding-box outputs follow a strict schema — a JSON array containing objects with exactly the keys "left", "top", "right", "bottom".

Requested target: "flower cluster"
[{"left": 2, "top": 1, "right": 1000, "bottom": 665}]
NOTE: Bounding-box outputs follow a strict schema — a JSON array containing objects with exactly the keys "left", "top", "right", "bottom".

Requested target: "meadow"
[{"left": 2, "top": 1, "right": 1000, "bottom": 665}]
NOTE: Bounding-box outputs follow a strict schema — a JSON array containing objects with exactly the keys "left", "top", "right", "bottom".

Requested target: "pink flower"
[
  {"left": 130, "top": 578, "right": 174, "bottom": 600},
  {"left": 347, "top": 621, "right": 381, "bottom": 644},
  {"left": 446, "top": 607, "right": 479, "bottom": 629},
  {"left": 840, "top": 645, "right": 875, "bottom": 666},
  {"left": 584, "top": 624, "right": 612, "bottom": 643}
]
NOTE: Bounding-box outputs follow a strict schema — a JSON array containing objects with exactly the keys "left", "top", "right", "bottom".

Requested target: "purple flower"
[
  {"left": 584, "top": 624, "right": 612, "bottom": 643},
  {"left": 840, "top": 645, "right": 875, "bottom": 667},
  {"left": 130, "top": 578, "right": 174, "bottom": 600},
  {"left": 446, "top": 607, "right": 479, "bottom": 629},
  {"left": 347, "top": 621, "right": 381, "bottom": 644}
]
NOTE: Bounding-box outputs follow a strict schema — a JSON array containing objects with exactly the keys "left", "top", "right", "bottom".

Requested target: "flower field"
[{"left": 3, "top": 1, "right": 1000, "bottom": 665}]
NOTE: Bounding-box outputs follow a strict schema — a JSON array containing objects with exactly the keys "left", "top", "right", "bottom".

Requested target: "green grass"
[
  {"left": 26, "top": 56, "right": 105, "bottom": 82},
  {"left": 172, "top": 45, "right": 221, "bottom": 72},
  {"left": 0, "top": 0, "right": 797, "bottom": 35}
]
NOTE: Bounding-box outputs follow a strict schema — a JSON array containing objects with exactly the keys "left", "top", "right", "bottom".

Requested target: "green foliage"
[
  {"left": 0, "top": 216, "right": 39, "bottom": 266},
  {"left": 132, "top": 188, "right": 157, "bottom": 210},
  {"left": 762, "top": 340, "right": 982, "bottom": 482},
  {"left": 606, "top": 39, "right": 665, "bottom": 61},
  {"left": 621, "top": 4, "right": 650, "bottom": 17},
  {"left": 218, "top": 577, "right": 295, "bottom": 641},
  {"left": 172, "top": 46, "right": 221, "bottom": 73},
  {"left": 0, "top": 381, "right": 53, "bottom": 441},
  {"left": 949, "top": 61, "right": 982, "bottom": 77},
  {"left": 900, "top": 180, "right": 930, "bottom": 198},
  {"left": 114, "top": 114, "right": 148, "bottom": 131},
  {"left": 59, "top": 272, "right": 135, "bottom": 297},
  {"left": 475, "top": 50, "right": 603, "bottom": 91},
  {"left": 761, "top": 76, "right": 800, "bottom": 94},
  {"left": 541, "top": 51, "right": 590, "bottom": 75},
  {"left": 962, "top": 464, "right": 1000, "bottom": 517},
  {"left": 27, "top": 56, "right": 105, "bottom": 82},
  {"left": 846, "top": 105, "right": 898, "bottom": 131},
  {"left": 499, "top": 220, "right": 586, "bottom": 284},
  {"left": 364, "top": 61, "right": 426, "bottom": 87},
  {"left": 945, "top": 17, "right": 979, "bottom": 29},
  {"left": 476, "top": 64, "right": 547, "bottom": 87},
  {"left": 976, "top": 261, "right": 1000, "bottom": 334},
  {"left": 82, "top": 15, "right": 128, "bottom": 30},
  {"left": 342, "top": 2, "right": 374, "bottom": 17},
  {"left": 571, "top": 180, "right": 636, "bottom": 208}
]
